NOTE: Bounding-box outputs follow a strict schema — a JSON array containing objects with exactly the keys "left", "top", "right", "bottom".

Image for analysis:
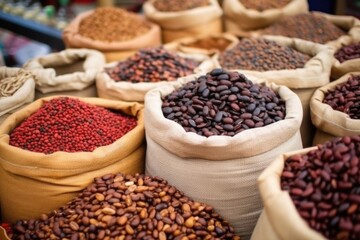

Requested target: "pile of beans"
[
  {"left": 281, "top": 135, "right": 360, "bottom": 240},
  {"left": 219, "top": 38, "right": 310, "bottom": 71},
  {"left": 9, "top": 97, "right": 137, "bottom": 154},
  {"left": 334, "top": 42, "right": 360, "bottom": 63},
  {"left": 78, "top": 7, "right": 150, "bottom": 42},
  {"left": 261, "top": 13, "right": 346, "bottom": 44},
  {"left": 153, "top": 0, "right": 209, "bottom": 12},
  {"left": 323, "top": 74, "right": 360, "bottom": 119},
  {"left": 184, "top": 37, "right": 232, "bottom": 52},
  {"left": 11, "top": 173, "right": 240, "bottom": 240},
  {"left": 107, "top": 47, "right": 198, "bottom": 83},
  {"left": 162, "top": 69, "right": 286, "bottom": 137},
  {"left": 239, "top": 0, "right": 291, "bottom": 11}
]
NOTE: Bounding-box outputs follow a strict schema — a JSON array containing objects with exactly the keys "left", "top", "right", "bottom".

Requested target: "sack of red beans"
[
  {"left": 0, "top": 96, "right": 145, "bottom": 223},
  {"left": 0, "top": 224, "right": 11, "bottom": 240},
  {"left": 331, "top": 36, "right": 360, "bottom": 79},
  {"left": 252, "top": 135, "right": 360, "bottom": 240},
  {"left": 23, "top": 48, "right": 105, "bottom": 99},
  {"left": 310, "top": 72, "right": 360, "bottom": 145},
  {"left": 144, "top": 69, "right": 303, "bottom": 239},
  {"left": 223, "top": 0, "right": 308, "bottom": 31},
  {"left": 143, "top": 0, "right": 223, "bottom": 43},
  {"left": 213, "top": 36, "right": 333, "bottom": 148}
]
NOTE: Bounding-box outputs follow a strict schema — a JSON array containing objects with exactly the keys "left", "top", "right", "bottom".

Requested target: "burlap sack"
[
  {"left": 0, "top": 67, "right": 35, "bottom": 118},
  {"left": 223, "top": 0, "right": 308, "bottom": 31},
  {"left": 164, "top": 33, "right": 239, "bottom": 56},
  {"left": 213, "top": 36, "right": 332, "bottom": 147},
  {"left": 330, "top": 35, "right": 360, "bottom": 80},
  {"left": 0, "top": 226, "right": 10, "bottom": 240},
  {"left": 62, "top": 10, "right": 162, "bottom": 62},
  {"left": 144, "top": 74, "right": 303, "bottom": 240},
  {"left": 310, "top": 72, "right": 360, "bottom": 145},
  {"left": 251, "top": 148, "right": 325, "bottom": 240},
  {"left": 23, "top": 48, "right": 105, "bottom": 99},
  {"left": 0, "top": 96, "right": 145, "bottom": 223},
  {"left": 96, "top": 52, "right": 213, "bottom": 102},
  {"left": 143, "top": 0, "right": 223, "bottom": 43}
]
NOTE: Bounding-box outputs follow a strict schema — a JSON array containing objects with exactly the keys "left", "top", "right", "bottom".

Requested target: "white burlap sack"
[
  {"left": 23, "top": 48, "right": 105, "bottom": 95},
  {"left": 310, "top": 72, "right": 360, "bottom": 145},
  {"left": 223, "top": 0, "right": 308, "bottom": 31},
  {"left": 145, "top": 73, "right": 303, "bottom": 240}
]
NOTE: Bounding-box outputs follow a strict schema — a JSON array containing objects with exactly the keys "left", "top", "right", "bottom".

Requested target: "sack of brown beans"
[
  {"left": 96, "top": 47, "right": 213, "bottom": 102},
  {"left": 0, "top": 96, "right": 145, "bottom": 223},
  {"left": 145, "top": 68, "right": 303, "bottom": 240},
  {"left": 213, "top": 36, "right": 332, "bottom": 147},
  {"left": 0, "top": 67, "right": 35, "bottom": 124},
  {"left": 23, "top": 48, "right": 105, "bottom": 100},
  {"left": 252, "top": 135, "right": 360, "bottom": 240},
  {"left": 310, "top": 72, "right": 360, "bottom": 145},
  {"left": 62, "top": 7, "right": 161, "bottom": 62},
  {"left": 223, "top": 0, "right": 308, "bottom": 32},
  {"left": 143, "top": 0, "right": 223, "bottom": 43},
  {"left": 331, "top": 36, "right": 360, "bottom": 79},
  {"left": 165, "top": 33, "right": 239, "bottom": 56}
]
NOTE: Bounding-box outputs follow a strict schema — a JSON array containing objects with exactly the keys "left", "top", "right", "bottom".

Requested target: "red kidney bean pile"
[
  {"left": 162, "top": 69, "right": 286, "bottom": 137},
  {"left": 334, "top": 42, "right": 360, "bottom": 63},
  {"left": 1, "top": 223, "right": 12, "bottom": 237},
  {"left": 106, "top": 47, "right": 198, "bottom": 83},
  {"left": 11, "top": 173, "right": 240, "bottom": 240},
  {"left": 9, "top": 97, "right": 137, "bottom": 154},
  {"left": 153, "top": 0, "right": 209, "bottom": 12},
  {"left": 219, "top": 38, "right": 310, "bottom": 71},
  {"left": 281, "top": 136, "right": 360, "bottom": 240},
  {"left": 323, "top": 74, "right": 360, "bottom": 119},
  {"left": 261, "top": 13, "right": 346, "bottom": 44},
  {"left": 239, "top": 0, "right": 291, "bottom": 11}
]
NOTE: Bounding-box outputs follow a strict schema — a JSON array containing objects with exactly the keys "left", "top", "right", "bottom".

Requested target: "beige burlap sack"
[
  {"left": 96, "top": 52, "right": 213, "bottom": 102},
  {"left": 223, "top": 0, "right": 308, "bottom": 31},
  {"left": 165, "top": 33, "right": 239, "bottom": 56},
  {"left": 251, "top": 148, "right": 325, "bottom": 240},
  {"left": 23, "top": 48, "right": 105, "bottom": 99},
  {"left": 62, "top": 10, "right": 162, "bottom": 62},
  {"left": 330, "top": 35, "right": 360, "bottom": 80},
  {"left": 143, "top": 0, "right": 223, "bottom": 43},
  {"left": 144, "top": 74, "right": 303, "bottom": 240},
  {"left": 213, "top": 36, "right": 332, "bottom": 147},
  {"left": 0, "top": 67, "right": 35, "bottom": 117},
  {"left": 0, "top": 226, "right": 10, "bottom": 240},
  {"left": 0, "top": 96, "right": 145, "bottom": 223},
  {"left": 310, "top": 72, "right": 360, "bottom": 145}
]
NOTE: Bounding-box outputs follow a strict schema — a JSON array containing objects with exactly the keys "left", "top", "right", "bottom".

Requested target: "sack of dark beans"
[
  {"left": 0, "top": 96, "right": 145, "bottom": 223},
  {"left": 165, "top": 33, "right": 239, "bottom": 57},
  {"left": 62, "top": 7, "right": 161, "bottom": 62},
  {"left": 5, "top": 172, "right": 241, "bottom": 240},
  {"left": 213, "top": 36, "right": 333, "bottom": 147},
  {"left": 23, "top": 48, "right": 105, "bottom": 99},
  {"left": 252, "top": 135, "right": 360, "bottom": 240},
  {"left": 143, "top": 0, "right": 223, "bottom": 43},
  {"left": 96, "top": 47, "right": 213, "bottom": 102},
  {"left": 331, "top": 36, "right": 360, "bottom": 79},
  {"left": 310, "top": 72, "right": 360, "bottom": 145},
  {"left": 223, "top": 0, "right": 308, "bottom": 32},
  {"left": 144, "top": 69, "right": 303, "bottom": 240}
]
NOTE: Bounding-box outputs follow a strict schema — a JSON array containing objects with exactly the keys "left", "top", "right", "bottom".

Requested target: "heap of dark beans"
[
  {"left": 162, "top": 69, "right": 286, "bottom": 137},
  {"left": 153, "top": 0, "right": 209, "bottom": 12},
  {"left": 239, "top": 0, "right": 291, "bottom": 11},
  {"left": 323, "top": 74, "right": 360, "bottom": 119},
  {"left": 334, "top": 42, "right": 360, "bottom": 63},
  {"left": 107, "top": 47, "right": 198, "bottom": 83},
  {"left": 9, "top": 97, "right": 137, "bottom": 154},
  {"left": 281, "top": 136, "right": 360, "bottom": 240},
  {"left": 11, "top": 173, "right": 241, "bottom": 240},
  {"left": 219, "top": 38, "right": 310, "bottom": 71},
  {"left": 261, "top": 13, "right": 346, "bottom": 44},
  {"left": 184, "top": 37, "right": 232, "bottom": 52}
]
